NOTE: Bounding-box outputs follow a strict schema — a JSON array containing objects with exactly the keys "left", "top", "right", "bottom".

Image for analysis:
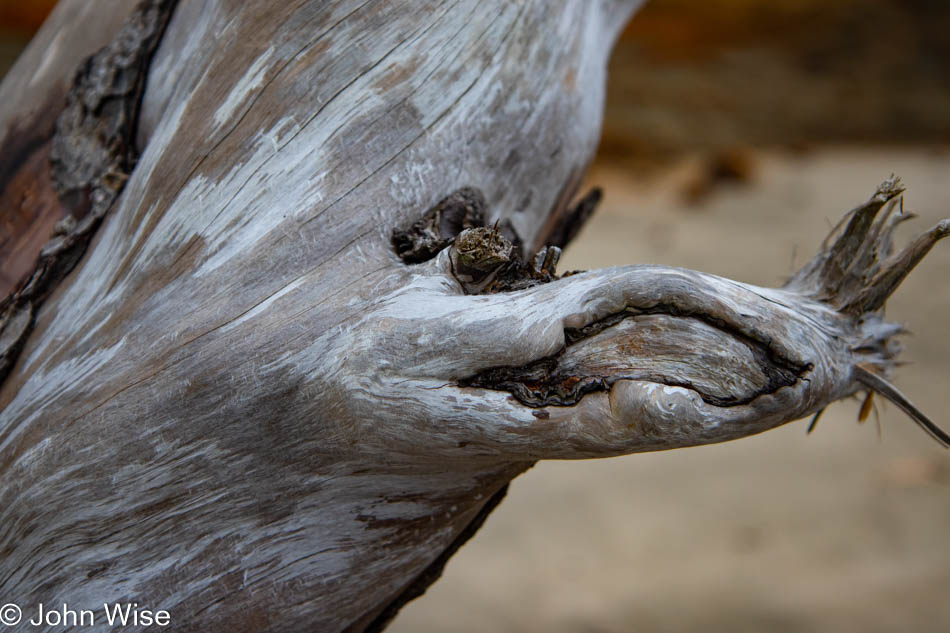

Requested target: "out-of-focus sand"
[{"left": 389, "top": 148, "right": 950, "bottom": 633}]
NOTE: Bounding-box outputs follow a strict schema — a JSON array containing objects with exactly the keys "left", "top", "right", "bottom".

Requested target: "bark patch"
[
  {"left": 0, "top": 0, "right": 178, "bottom": 387},
  {"left": 392, "top": 187, "right": 488, "bottom": 264}
]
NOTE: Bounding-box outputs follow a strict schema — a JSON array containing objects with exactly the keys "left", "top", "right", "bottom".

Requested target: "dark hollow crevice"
[
  {"left": 461, "top": 305, "right": 812, "bottom": 408},
  {"left": 392, "top": 187, "right": 489, "bottom": 264}
]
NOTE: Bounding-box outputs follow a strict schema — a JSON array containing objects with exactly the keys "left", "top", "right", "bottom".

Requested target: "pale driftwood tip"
[{"left": 874, "top": 174, "right": 905, "bottom": 201}]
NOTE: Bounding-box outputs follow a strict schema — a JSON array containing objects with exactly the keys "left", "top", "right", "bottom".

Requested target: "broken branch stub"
[
  {"left": 391, "top": 178, "right": 949, "bottom": 451},
  {"left": 777, "top": 176, "right": 950, "bottom": 446},
  {"left": 787, "top": 176, "right": 950, "bottom": 317}
]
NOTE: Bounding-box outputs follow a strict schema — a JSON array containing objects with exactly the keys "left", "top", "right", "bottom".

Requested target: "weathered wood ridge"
[{"left": 0, "top": 1, "right": 947, "bottom": 631}]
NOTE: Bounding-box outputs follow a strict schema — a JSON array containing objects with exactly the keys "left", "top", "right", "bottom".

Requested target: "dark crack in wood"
[
  {"left": 392, "top": 187, "right": 487, "bottom": 263},
  {"left": 461, "top": 305, "right": 810, "bottom": 408}
]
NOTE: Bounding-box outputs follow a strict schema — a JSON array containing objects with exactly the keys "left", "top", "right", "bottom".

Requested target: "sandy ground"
[{"left": 389, "top": 147, "right": 950, "bottom": 633}]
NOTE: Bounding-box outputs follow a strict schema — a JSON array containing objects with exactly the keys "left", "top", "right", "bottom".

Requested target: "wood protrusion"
[
  {"left": 533, "top": 245, "right": 561, "bottom": 277},
  {"left": 484, "top": 243, "right": 563, "bottom": 293},
  {"left": 834, "top": 196, "right": 903, "bottom": 301},
  {"left": 532, "top": 186, "right": 602, "bottom": 252},
  {"left": 858, "top": 390, "right": 875, "bottom": 423},
  {"left": 843, "top": 219, "right": 950, "bottom": 314},
  {"left": 818, "top": 176, "right": 905, "bottom": 293},
  {"left": 806, "top": 407, "right": 826, "bottom": 434},
  {"left": 787, "top": 177, "right": 948, "bottom": 317},
  {"left": 449, "top": 226, "right": 514, "bottom": 294},
  {"left": 854, "top": 364, "right": 950, "bottom": 448}
]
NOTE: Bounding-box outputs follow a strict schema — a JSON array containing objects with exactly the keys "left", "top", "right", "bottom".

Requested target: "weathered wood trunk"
[{"left": 0, "top": 1, "right": 946, "bottom": 632}]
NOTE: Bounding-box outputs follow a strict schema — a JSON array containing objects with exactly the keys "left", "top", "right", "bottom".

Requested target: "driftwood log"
[{"left": 0, "top": 1, "right": 947, "bottom": 631}]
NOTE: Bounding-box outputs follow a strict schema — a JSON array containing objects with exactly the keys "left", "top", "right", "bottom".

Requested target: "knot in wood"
[
  {"left": 450, "top": 227, "right": 514, "bottom": 293},
  {"left": 454, "top": 227, "right": 513, "bottom": 271},
  {"left": 392, "top": 187, "right": 487, "bottom": 264}
]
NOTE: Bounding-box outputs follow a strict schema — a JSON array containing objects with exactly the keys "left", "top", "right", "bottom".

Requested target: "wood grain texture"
[{"left": 0, "top": 1, "right": 946, "bottom": 632}]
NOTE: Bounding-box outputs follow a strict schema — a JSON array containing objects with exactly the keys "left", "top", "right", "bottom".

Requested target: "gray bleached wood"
[{"left": 0, "top": 1, "right": 947, "bottom": 632}]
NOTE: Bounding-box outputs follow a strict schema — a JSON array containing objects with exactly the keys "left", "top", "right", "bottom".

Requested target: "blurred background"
[
  {"left": 3, "top": 1, "right": 949, "bottom": 631},
  {"left": 0, "top": 0, "right": 54, "bottom": 76}
]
